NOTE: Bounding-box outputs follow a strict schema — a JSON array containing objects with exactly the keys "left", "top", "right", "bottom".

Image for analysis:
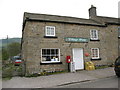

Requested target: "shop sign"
[{"left": 65, "top": 37, "right": 89, "bottom": 43}]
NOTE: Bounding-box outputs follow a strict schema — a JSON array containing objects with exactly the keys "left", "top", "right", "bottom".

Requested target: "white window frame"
[
  {"left": 90, "top": 29, "right": 98, "bottom": 40},
  {"left": 91, "top": 48, "right": 100, "bottom": 59},
  {"left": 41, "top": 48, "right": 60, "bottom": 63},
  {"left": 45, "top": 26, "right": 55, "bottom": 36}
]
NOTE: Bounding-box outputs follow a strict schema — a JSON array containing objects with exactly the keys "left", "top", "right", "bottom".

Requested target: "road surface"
[{"left": 54, "top": 76, "right": 119, "bottom": 88}]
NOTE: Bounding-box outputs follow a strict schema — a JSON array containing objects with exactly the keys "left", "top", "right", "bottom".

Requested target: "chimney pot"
[{"left": 89, "top": 5, "right": 97, "bottom": 18}]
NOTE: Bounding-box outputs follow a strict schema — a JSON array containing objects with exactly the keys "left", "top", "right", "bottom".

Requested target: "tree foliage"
[
  {"left": 2, "top": 47, "right": 9, "bottom": 60},
  {"left": 2, "top": 42, "right": 21, "bottom": 60}
]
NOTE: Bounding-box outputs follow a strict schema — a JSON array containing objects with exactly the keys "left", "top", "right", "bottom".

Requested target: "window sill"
[
  {"left": 90, "top": 39, "right": 100, "bottom": 41},
  {"left": 44, "top": 36, "right": 58, "bottom": 38},
  {"left": 91, "top": 58, "right": 101, "bottom": 60},
  {"left": 40, "top": 62, "right": 62, "bottom": 65}
]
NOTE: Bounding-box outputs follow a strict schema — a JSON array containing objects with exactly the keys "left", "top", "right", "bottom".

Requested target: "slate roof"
[
  {"left": 23, "top": 12, "right": 120, "bottom": 28},
  {"left": 96, "top": 16, "right": 119, "bottom": 24}
]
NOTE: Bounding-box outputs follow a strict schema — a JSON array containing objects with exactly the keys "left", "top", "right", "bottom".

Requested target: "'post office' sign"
[{"left": 65, "top": 37, "right": 89, "bottom": 43}]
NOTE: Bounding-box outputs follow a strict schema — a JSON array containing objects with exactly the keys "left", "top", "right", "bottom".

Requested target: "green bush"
[
  {"left": 95, "top": 65, "right": 109, "bottom": 69},
  {"left": 2, "top": 63, "right": 23, "bottom": 79},
  {"left": 25, "top": 70, "right": 67, "bottom": 78}
]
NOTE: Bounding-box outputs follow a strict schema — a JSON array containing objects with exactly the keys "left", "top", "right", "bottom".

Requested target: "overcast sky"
[{"left": 0, "top": 0, "right": 119, "bottom": 39}]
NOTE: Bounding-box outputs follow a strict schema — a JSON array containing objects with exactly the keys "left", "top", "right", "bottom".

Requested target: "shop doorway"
[{"left": 72, "top": 48, "right": 84, "bottom": 70}]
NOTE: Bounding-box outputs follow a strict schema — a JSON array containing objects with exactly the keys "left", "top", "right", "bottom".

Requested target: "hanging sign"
[{"left": 65, "top": 37, "right": 89, "bottom": 43}]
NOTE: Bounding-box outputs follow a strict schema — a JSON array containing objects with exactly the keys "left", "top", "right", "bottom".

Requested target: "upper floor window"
[
  {"left": 91, "top": 48, "right": 100, "bottom": 59},
  {"left": 45, "top": 26, "right": 55, "bottom": 36},
  {"left": 90, "top": 29, "right": 98, "bottom": 40}
]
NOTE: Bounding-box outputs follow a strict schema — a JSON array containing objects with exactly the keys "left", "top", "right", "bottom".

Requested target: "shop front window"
[{"left": 41, "top": 48, "right": 60, "bottom": 63}]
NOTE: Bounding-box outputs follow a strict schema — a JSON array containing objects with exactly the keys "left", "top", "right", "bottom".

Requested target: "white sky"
[{"left": 0, "top": 0, "right": 119, "bottom": 39}]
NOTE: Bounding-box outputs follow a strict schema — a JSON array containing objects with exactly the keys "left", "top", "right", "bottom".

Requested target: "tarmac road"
[
  {"left": 2, "top": 67, "right": 117, "bottom": 88},
  {"left": 54, "top": 76, "right": 119, "bottom": 88}
]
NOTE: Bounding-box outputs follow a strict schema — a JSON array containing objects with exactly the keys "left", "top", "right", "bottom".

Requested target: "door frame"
[{"left": 72, "top": 48, "right": 84, "bottom": 70}]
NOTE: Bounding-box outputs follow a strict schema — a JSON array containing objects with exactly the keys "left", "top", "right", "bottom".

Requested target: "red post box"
[{"left": 66, "top": 56, "right": 71, "bottom": 63}]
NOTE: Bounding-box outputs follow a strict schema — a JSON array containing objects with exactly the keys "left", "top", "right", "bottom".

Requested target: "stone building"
[{"left": 21, "top": 5, "right": 120, "bottom": 75}]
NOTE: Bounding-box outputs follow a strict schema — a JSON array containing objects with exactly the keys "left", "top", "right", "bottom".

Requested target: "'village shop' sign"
[{"left": 65, "top": 37, "right": 89, "bottom": 43}]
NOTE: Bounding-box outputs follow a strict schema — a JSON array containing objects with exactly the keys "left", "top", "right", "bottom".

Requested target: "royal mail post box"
[{"left": 66, "top": 56, "right": 71, "bottom": 63}]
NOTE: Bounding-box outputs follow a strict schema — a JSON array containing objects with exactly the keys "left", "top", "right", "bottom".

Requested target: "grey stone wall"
[{"left": 22, "top": 21, "right": 119, "bottom": 75}]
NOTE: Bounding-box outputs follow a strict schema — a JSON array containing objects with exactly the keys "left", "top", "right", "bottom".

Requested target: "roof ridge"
[
  {"left": 97, "top": 16, "right": 118, "bottom": 19},
  {"left": 24, "top": 12, "right": 90, "bottom": 20}
]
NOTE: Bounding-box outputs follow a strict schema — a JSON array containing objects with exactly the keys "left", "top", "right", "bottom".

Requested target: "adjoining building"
[{"left": 21, "top": 5, "right": 120, "bottom": 75}]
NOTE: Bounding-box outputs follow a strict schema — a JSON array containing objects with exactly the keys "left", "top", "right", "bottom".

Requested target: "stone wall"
[{"left": 22, "top": 20, "right": 119, "bottom": 75}]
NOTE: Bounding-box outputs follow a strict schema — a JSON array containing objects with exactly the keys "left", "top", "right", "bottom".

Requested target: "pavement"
[{"left": 2, "top": 67, "right": 116, "bottom": 88}]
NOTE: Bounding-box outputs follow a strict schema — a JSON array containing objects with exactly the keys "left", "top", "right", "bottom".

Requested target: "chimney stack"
[{"left": 89, "top": 5, "right": 97, "bottom": 18}]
